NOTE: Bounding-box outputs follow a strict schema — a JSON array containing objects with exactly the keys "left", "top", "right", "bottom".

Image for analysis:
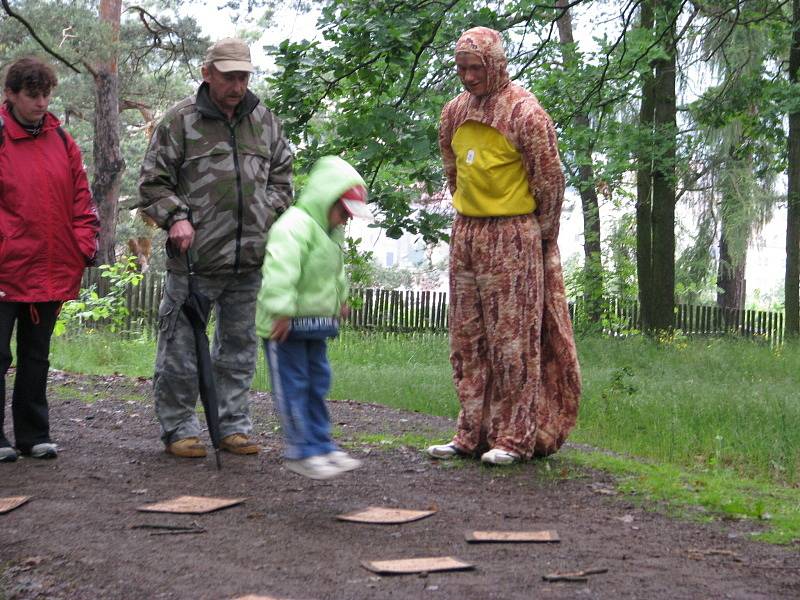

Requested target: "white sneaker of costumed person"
[
  {"left": 480, "top": 448, "right": 519, "bottom": 465},
  {"left": 427, "top": 442, "right": 463, "bottom": 459}
]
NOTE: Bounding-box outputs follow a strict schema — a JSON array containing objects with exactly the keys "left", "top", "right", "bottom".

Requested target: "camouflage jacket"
[{"left": 138, "top": 83, "right": 293, "bottom": 275}]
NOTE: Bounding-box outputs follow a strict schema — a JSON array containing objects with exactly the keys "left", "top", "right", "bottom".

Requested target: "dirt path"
[{"left": 1, "top": 371, "right": 799, "bottom": 599}]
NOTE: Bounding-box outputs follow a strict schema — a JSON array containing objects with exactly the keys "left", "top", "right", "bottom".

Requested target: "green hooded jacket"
[{"left": 255, "top": 156, "right": 366, "bottom": 338}]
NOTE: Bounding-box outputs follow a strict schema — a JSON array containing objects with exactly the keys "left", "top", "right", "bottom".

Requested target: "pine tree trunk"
[
  {"left": 785, "top": 0, "right": 800, "bottom": 337},
  {"left": 556, "top": 0, "right": 603, "bottom": 324},
  {"left": 92, "top": 0, "right": 124, "bottom": 265}
]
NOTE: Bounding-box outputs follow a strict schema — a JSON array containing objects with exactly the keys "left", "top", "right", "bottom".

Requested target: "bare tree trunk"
[
  {"left": 556, "top": 0, "right": 603, "bottom": 325},
  {"left": 650, "top": 21, "right": 677, "bottom": 332},
  {"left": 636, "top": 0, "right": 655, "bottom": 332},
  {"left": 636, "top": 0, "right": 677, "bottom": 334},
  {"left": 92, "top": 0, "right": 125, "bottom": 265},
  {"left": 786, "top": 0, "right": 800, "bottom": 337}
]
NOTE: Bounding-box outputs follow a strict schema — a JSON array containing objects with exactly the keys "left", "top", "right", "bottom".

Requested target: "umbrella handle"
[
  {"left": 165, "top": 239, "right": 198, "bottom": 269},
  {"left": 185, "top": 249, "right": 195, "bottom": 276}
]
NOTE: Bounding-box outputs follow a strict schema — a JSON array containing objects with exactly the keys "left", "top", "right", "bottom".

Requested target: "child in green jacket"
[{"left": 255, "top": 156, "right": 371, "bottom": 479}]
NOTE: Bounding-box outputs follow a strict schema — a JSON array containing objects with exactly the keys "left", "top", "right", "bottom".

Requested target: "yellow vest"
[{"left": 451, "top": 120, "right": 536, "bottom": 217}]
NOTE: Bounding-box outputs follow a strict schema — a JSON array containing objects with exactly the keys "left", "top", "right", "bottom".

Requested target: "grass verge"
[{"left": 564, "top": 448, "right": 800, "bottom": 544}]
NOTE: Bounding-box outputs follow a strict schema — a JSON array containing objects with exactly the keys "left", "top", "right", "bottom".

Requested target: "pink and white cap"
[{"left": 339, "top": 185, "right": 373, "bottom": 220}]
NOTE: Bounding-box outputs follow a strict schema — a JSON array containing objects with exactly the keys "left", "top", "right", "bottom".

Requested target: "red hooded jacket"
[{"left": 0, "top": 102, "right": 99, "bottom": 302}]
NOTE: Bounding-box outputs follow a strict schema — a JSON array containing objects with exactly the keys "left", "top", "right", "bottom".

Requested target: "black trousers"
[{"left": 0, "top": 302, "right": 60, "bottom": 453}]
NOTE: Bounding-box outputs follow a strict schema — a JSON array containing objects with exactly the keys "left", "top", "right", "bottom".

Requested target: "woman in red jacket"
[{"left": 0, "top": 57, "right": 99, "bottom": 462}]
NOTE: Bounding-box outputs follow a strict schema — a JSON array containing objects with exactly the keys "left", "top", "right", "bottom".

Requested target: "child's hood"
[{"left": 295, "top": 156, "right": 367, "bottom": 229}]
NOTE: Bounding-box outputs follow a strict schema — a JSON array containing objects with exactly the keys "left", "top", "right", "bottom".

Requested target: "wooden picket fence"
[
  {"left": 79, "top": 269, "right": 786, "bottom": 343},
  {"left": 575, "top": 296, "right": 784, "bottom": 344}
]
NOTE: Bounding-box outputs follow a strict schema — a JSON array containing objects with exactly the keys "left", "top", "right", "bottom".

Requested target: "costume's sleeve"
[
  {"left": 257, "top": 216, "right": 303, "bottom": 319},
  {"left": 519, "top": 103, "right": 565, "bottom": 241},
  {"left": 266, "top": 116, "right": 293, "bottom": 217},
  {"left": 137, "top": 113, "right": 189, "bottom": 230},
  {"left": 66, "top": 133, "right": 100, "bottom": 263},
  {"left": 438, "top": 101, "right": 458, "bottom": 196}
]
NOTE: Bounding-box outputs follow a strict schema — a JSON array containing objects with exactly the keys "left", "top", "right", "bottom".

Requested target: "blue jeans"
[{"left": 264, "top": 338, "right": 336, "bottom": 460}]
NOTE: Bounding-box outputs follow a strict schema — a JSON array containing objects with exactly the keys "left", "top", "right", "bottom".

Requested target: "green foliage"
[
  {"left": 675, "top": 210, "right": 717, "bottom": 305},
  {"left": 563, "top": 212, "right": 639, "bottom": 335},
  {"left": 342, "top": 237, "right": 374, "bottom": 309},
  {"left": 4, "top": 0, "right": 796, "bottom": 314},
  {"left": 269, "top": 1, "right": 569, "bottom": 245},
  {"left": 55, "top": 256, "right": 144, "bottom": 336}
]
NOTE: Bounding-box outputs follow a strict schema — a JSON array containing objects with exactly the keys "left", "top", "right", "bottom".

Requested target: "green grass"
[
  {"left": 565, "top": 449, "right": 800, "bottom": 544},
  {"left": 47, "top": 329, "right": 800, "bottom": 542},
  {"left": 50, "top": 331, "right": 155, "bottom": 377},
  {"left": 575, "top": 335, "right": 800, "bottom": 484},
  {"left": 349, "top": 432, "right": 445, "bottom": 450}
]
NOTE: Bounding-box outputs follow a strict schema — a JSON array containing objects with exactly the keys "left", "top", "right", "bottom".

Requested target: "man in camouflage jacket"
[{"left": 138, "top": 38, "right": 293, "bottom": 458}]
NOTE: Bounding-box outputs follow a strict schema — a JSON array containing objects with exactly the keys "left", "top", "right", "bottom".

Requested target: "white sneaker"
[
  {"left": 427, "top": 442, "right": 463, "bottom": 459},
  {"left": 325, "top": 450, "right": 362, "bottom": 472},
  {"left": 30, "top": 443, "right": 58, "bottom": 459},
  {"left": 480, "top": 448, "right": 520, "bottom": 465},
  {"left": 0, "top": 446, "right": 18, "bottom": 462},
  {"left": 284, "top": 455, "right": 341, "bottom": 480}
]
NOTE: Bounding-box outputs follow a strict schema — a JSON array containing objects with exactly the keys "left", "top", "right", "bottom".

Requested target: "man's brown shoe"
[
  {"left": 220, "top": 433, "right": 260, "bottom": 455},
  {"left": 166, "top": 437, "right": 207, "bottom": 458}
]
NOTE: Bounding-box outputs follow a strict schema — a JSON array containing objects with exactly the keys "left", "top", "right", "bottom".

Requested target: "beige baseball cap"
[{"left": 204, "top": 38, "right": 254, "bottom": 73}]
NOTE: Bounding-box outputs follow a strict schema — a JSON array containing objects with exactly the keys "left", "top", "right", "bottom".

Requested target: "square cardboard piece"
[
  {"left": 337, "top": 506, "right": 436, "bottom": 524},
  {"left": 137, "top": 495, "right": 245, "bottom": 514},
  {"left": 465, "top": 529, "right": 560, "bottom": 543},
  {"left": 362, "top": 556, "right": 474, "bottom": 575},
  {"left": 0, "top": 496, "right": 31, "bottom": 514}
]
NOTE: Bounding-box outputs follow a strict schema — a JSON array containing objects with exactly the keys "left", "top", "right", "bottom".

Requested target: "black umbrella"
[{"left": 181, "top": 250, "right": 222, "bottom": 469}]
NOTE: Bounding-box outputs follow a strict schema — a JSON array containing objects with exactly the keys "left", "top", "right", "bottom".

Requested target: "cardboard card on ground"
[
  {"left": 137, "top": 495, "right": 245, "bottom": 514},
  {"left": 465, "top": 529, "right": 560, "bottom": 543},
  {"left": 361, "top": 557, "right": 474, "bottom": 575},
  {"left": 337, "top": 506, "right": 436, "bottom": 524},
  {"left": 0, "top": 496, "right": 31, "bottom": 514}
]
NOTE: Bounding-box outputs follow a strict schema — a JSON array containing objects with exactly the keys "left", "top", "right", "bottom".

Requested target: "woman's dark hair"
[{"left": 4, "top": 57, "right": 58, "bottom": 95}]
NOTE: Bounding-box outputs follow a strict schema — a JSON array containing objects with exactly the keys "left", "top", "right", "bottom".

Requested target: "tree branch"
[{"left": 0, "top": 0, "right": 81, "bottom": 73}]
